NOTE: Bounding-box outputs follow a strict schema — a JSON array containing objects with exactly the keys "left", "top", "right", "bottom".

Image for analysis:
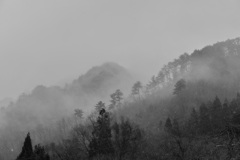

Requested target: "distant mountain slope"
[
  {"left": 1, "top": 62, "right": 135, "bottom": 131},
  {"left": 67, "top": 62, "right": 133, "bottom": 97},
  {"left": 1, "top": 38, "right": 240, "bottom": 160},
  {"left": 145, "top": 37, "right": 240, "bottom": 96},
  {"left": 118, "top": 37, "right": 240, "bottom": 134}
]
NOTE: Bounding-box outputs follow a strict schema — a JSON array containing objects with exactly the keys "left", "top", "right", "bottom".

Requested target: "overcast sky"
[{"left": 0, "top": 0, "right": 239, "bottom": 100}]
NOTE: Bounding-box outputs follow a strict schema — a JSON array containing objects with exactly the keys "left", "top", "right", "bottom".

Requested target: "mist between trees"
[{"left": 1, "top": 37, "right": 240, "bottom": 159}]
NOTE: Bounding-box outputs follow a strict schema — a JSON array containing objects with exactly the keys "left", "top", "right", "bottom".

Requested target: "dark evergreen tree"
[
  {"left": 237, "top": 92, "right": 240, "bottom": 103},
  {"left": 164, "top": 117, "right": 172, "bottom": 133},
  {"left": 223, "top": 98, "right": 230, "bottom": 121},
  {"left": 146, "top": 76, "right": 159, "bottom": 92},
  {"left": 229, "top": 99, "right": 238, "bottom": 115},
  {"left": 172, "top": 118, "right": 180, "bottom": 136},
  {"left": 173, "top": 79, "right": 186, "bottom": 95},
  {"left": 95, "top": 101, "right": 106, "bottom": 113},
  {"left": 156, "top": 71, "right": 165, "bottom": 86},
  {"left": 235, "top": 92, "right": 240, "bottom": 113},
  {"left": 188, "top": 108, "right": 199, "bottom": 135},
  {"left": 112, "top": 118, "right": 142, "bottom": 160},
  {"left": 115, "top": 89, "right": 123, "bottom": 104},
  {"left": 17, "top": 133, "right": 34, "bottom": 160},
  {"left": 231, "top": 94, "right": 240, "bottom": 125},
  {"left": 109, "top": 89, "right": 123, "bottom": 110},
  {"left": 89, "top": 108, "right": 114, "bottom": 158},
  {"left": 211, "top": 96, "right": 224, "bottom": 130},
  {"left": 131, "top": 81, "right": 142, "bottom": 98},
  {"left": 199, "top": 103, "right": 211, "bottom": 134},
  {"left": 16, "top": 133, "right": 50, "bottom": 160},
  {"left": 34, "top": 144, "right": 50, "bottom": 160}
]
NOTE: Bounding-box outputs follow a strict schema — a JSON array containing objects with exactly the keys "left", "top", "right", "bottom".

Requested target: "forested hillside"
[
  {"left": 3, "top": 37, "right": 240, "bottom": 160},
  {"left": 0, "top": 62, "right": 135, "bottom": 159}
]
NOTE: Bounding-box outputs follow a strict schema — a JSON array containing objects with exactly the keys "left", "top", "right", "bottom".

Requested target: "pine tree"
[
  {"left": 89, "top": 108, "right": 114, "bottom": 158},
  {"left": 156, "top": 71, "right": 165, "bottom": 86},
  {"left": 199, "top": 103, "right": 211, "bottom": 134},
  {"left": 235, "top": 92, "right": 240, "bottom": 113},
  {"left": 34, "top": 144, "right": 50, "bottom": 160},
  {"left": 188, "top": 108, "right": 199, "bottom": 135},
  {"left": 17, "top": 133, "right": 50, "bottom": 160},
  {"left": 173, "top": 79, "right": 186, "bottom": 95},
  {"left": 115, "top": 89, "right": 123, "bottom": 104},
  {"left": 229, "top": 99, "right": 238, "bottom": 115},
  {"left": 112, "top": 118, "right": 142, "bottom": 160},
  {"left": 237, "top": 92, "right": 240, "bottom": 103},
  {"left": 131, "top": 81, "right": 142, "bottom": 99},
  {"left": 172, "top": 118, "right": 181, "bottom": 136},
  {"left": 95, "top": 101, "right": 105, "bottom": 113},
  {"left": 211, "top": 96, "right": 224, "bottom": 130},
  {"left": 146, "top": 76, "right": 158, "bottom": 92},
  {"left": 212, "top": 96, "right": 222, "bottom": 111},
  {"left": 164, "top": 117, "right": 173, "bottom": 133},
  {"left": 223, "top": 98, "right": 230, "bottom": 121},
  {"left": 17, "top": 133, "right": 34, "bottom": 160},
  {"left": 231, "top": 94, "right": 240, "bottom": 125},
  {"left": 109, "top": 89, "right": 123, "bottom": 110}
]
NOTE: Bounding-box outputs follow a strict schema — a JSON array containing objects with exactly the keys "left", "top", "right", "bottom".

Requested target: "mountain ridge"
[{"left": 0, "top": 62, "right": 136, "bottom": 131}]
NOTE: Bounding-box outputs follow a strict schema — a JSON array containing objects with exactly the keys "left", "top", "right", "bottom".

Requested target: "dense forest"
[{"left": 2, "top": 37, "right": 240, "bottom": 159}]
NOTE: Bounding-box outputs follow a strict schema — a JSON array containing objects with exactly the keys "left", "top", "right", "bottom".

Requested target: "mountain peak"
[
  {"left": 71, "top": 62, "right": 133, "bottom": 95},
  {"left": 83, "top": 62, "right": 127, "bottom": 78}
]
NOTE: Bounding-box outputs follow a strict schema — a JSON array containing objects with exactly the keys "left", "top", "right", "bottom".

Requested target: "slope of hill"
[
  {"left": 118, "top": 37, "right": 240, "bottom": 131},
  {"left": 144, "top": 37, "right": 240, "bottom": 99},
  {"left": 2, "top": 37, "right": 240, "bottom": 160},
  {"left": 67, "top": 62, "right": 133, "bottom": 97},
  {"left": 0, "top": 62, "right": 135, "bottom": 131},
  {"left": 32, "top": 36, "right": 240, "bottom": 160}
]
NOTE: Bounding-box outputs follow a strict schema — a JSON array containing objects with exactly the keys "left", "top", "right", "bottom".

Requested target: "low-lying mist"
[
  {"left": 0, "top": 62, "right": 138, "bottom": 158},
  {"left": 1, "top": 37, "right": 240, "bottom": 159}
]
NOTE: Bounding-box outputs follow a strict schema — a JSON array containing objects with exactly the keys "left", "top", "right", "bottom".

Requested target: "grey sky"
[{"left": 0, "top": 0, "right": 239, "bottom": 99}]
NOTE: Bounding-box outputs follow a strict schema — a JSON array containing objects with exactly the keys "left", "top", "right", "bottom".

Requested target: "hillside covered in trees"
[
  {"left": 0, "top": 62, "right": 135, "bottom": 159},
  {"left": 2, "top": 37, "right": 240, "bottom": 159}
]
